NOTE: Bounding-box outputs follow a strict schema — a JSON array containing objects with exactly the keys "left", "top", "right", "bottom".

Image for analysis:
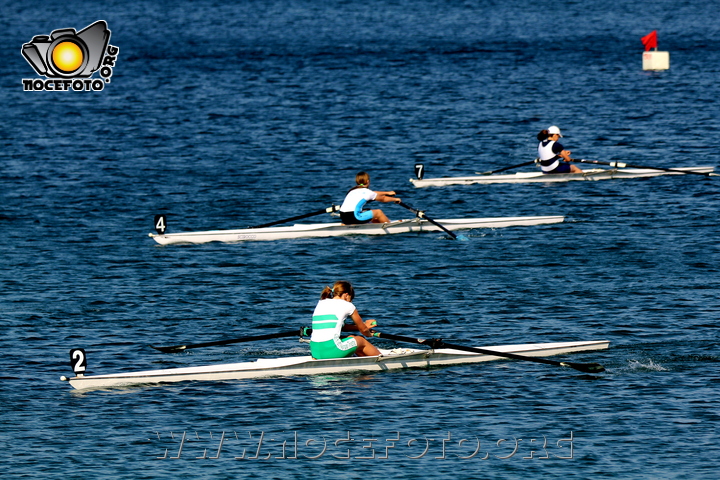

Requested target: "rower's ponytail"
[
  {"left": 320, "top": 281, "right": 355, "bottom": 300},
  {"left": 348, "top": 171, "right": 371, "bottom": 192},
  {"left": 537, "top": 129, "right": 550, "bottom": 141}
]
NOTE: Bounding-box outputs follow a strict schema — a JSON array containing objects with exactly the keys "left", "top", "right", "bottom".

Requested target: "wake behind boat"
[
  {"left": 61, "top": 340, "right": 609, "bottom": 391},
  {"left": 148, "top": 215, "right": 565, "bottom": 245},
  {"left": 410, "top": 165, "right": 715, "bottom": 188}
]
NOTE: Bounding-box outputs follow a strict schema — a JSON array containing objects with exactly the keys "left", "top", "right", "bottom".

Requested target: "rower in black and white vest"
[{"left": 536, "top": 126, "right": 583, "bottom": 174}]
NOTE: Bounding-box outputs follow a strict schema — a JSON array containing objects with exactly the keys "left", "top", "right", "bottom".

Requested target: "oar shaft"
[
  {"left": 250, "top": 206, "right": 339, "bottom": 229},
  {"left": 480, "top": 159, "right": 537, "bottom": 175},
  {"left": 398, "top": 202, "right": 458, "bottom": 239},
  {"left": 572, "top": 159, "right": 714, "bottom": 177},
  {"left": 376, "top": 332, "right": 554, "bottom": 363},
  {"left": 374, "top": 332, "right": 605, "bottom": 373},
  {"left": 434, "top": 340, "right": 562, "bottom": 366},
  {"left": 151, "top": 330, "right": 301, "bottom": 353}
]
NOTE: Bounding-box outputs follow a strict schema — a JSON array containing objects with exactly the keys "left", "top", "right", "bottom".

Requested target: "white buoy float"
[{"left": 641, "top": 30, "right": 669, "bottom": 70}]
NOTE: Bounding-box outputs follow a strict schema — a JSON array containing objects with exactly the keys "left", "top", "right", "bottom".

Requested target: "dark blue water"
[{"left": 2, "top": 0, "right": 719, "bottom": 478}]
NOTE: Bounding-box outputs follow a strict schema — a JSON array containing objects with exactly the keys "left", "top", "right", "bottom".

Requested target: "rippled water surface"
[{"left": 2, "top": 0, "right": 719, "bottom": 478}]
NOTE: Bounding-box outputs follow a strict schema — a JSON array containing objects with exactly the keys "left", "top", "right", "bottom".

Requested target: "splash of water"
[{"left": 628, "top": 359, "right": 668, "bottom": 372}]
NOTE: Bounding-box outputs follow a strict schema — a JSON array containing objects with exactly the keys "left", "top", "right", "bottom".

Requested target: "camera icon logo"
[{"left": 22, "top": 20, "right": 110, "bottom": 78}]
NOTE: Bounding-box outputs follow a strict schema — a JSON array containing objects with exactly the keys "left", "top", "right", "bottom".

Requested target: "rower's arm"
[
  {"left": 345, "top": 310, "right": 376, "bottom": 337},
  {"left": 375, "top": 192, "right": 401, "bottom": 203}
]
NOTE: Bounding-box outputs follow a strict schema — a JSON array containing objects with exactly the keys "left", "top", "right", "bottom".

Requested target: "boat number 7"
[
  {"left": 69, "top": 349, "right": 87, "bottom": 375},
  {"left": 154, "top": 214, "right": 167, "bottom": 234},
  {"left": 414, "top": 163, "right": 425, "bottom": 180}
]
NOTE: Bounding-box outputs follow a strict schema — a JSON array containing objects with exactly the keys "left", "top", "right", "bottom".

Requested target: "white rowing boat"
[
  {"left": 410, "top": 166, "right": 715, "bottom": 187},
  {"left": 61, "top": 340, "right": 609, "bottom": 390},
  {"left": 148, "top": 216, "right": 565, "bottom": 245}
]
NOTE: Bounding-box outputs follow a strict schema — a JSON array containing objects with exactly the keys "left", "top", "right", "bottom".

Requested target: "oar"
[
  {"left": 477, "top": 159, "right": 538, "bottom": 175},
  {"left": 250, "top": 205, "right": 339, "bottom": 229},
  {"left": 150, "top": 329, "right": 302, "bottom": 353},
  {"left": 570, "top": 159, "right": 717, "bottom": 177},
  {"left": 373, "top": 332, "right": 605, "bottom": 374},
  {"left": 398, "top": 202, "right": 467, "bottom": 241}
]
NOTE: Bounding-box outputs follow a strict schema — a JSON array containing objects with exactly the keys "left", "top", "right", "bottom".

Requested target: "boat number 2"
[
  {"left": 154, "top": 214, "right": 167, "bottom": 234},
  {"left": 69, "top": 349, "right": 87, "bottom": 374}
]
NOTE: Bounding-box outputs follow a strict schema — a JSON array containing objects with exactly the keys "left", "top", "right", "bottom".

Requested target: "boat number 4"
[
  {"left": 154, "top": 214, "right": 167, "bottom": 234},
  {"left": 69, "top": 348, "right": 87, "bottom": 375}
]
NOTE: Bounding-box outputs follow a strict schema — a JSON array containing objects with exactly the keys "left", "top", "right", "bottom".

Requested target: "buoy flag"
[{"left": 641, "top": 30, "right": 658, "bottom": 51}]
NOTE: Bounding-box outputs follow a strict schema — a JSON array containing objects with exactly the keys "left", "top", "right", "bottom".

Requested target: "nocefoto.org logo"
[{"left": 21, "top": 20, "right": 119, "bottom": 92}]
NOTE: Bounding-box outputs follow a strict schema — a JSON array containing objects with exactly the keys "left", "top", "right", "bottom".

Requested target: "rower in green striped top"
[{"left": 309, "top": 281, "right": 380, "bottom": 359}]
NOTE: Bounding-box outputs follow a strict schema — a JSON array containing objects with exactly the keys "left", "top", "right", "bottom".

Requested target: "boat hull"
[
  {"left": 148, "top": 216, "right": 565, "bottom": 245},
  {"left": 61, "top": 340, "right": 609, "bottom": 390},
  {"left": 410, "top": 166, "right": 715, "bottom": 187}
]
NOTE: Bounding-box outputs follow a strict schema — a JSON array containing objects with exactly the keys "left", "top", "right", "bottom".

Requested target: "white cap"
[{"left": 548, "top": 126, "right": 563, "bottom": 137}]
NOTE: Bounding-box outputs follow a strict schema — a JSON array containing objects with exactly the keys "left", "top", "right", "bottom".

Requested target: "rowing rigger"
[
  {"left": 60, "top": 339, "right": 609, "bottom": 391},
  {"left": 148, "top": 215, "right": 565, "bottom": 245}
]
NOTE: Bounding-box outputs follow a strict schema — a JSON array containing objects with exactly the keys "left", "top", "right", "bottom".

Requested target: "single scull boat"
[
  {"left": 148, "top": 216, "right": 565, "bottom": 245},
  {"left": 61, "top": 340, "right": 609, "bottom": 390},
  {"left": 410, "top": 166, "right": 715, "bottom": 188}
]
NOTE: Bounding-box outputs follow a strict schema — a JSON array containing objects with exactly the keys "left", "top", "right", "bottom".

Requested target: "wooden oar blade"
[
  {"left": 562, "top": 361, "right": 606, "bottom": 374},
  {"left": 150, "top": 344, "right": 188, "bottom": 353}
]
